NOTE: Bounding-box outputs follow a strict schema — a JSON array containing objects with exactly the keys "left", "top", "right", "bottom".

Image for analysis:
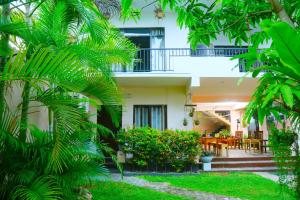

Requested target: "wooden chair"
[
  {"left": 226, "top": 137, "right": 237, "bottom": 149},
  {"left": 209, "top": 138, "right": 229, "bottom": 157},
  {"left": 235, "top": 131, "right": 243, "bottom": 149},
  {"left": 254, "top": 131, "right": 263, "bottom": 140},
  {"left": 235, "top": 131, "right": 243, "bottom": 138},
  {"left": 248, "top": 131, "right": 255, "bottom": 139},
  {"left": 244, "top": 131, "right": 262, "bottom": 153},
  {"left": 254, "top": 131, "right": 268, "bottom": 153}
]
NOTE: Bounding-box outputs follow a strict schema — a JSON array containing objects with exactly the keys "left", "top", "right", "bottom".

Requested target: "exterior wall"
[
  {"left": 28, "top": 103, "right": 49, "bottom": 131},
  {"left": 6, "top": 82, "right": 49, "bottom": 132},
  {"left": 120, "top": 86, "right": 192, "bottom": 130},
  {"left": 172, "top": 57, "right": 243, "bottom": 81},
  {"left": 110, "top": 11, "right": 190, "bottom": 49}
]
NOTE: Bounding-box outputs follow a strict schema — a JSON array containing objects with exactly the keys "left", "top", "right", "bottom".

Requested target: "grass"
[
  {"left": 90, "top": 181, "right": 189, "bottom": 200},
  {"left": 140, "top": 172, "right": 295, "bottom": 200}
]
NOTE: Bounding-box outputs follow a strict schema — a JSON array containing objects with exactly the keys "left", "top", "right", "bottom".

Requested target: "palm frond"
[
  {"left": 2, "top": 47, "right": 122, "bottom": 106},
  {"left": 11, "top": 176, "right": 62, "bottom": 200}
]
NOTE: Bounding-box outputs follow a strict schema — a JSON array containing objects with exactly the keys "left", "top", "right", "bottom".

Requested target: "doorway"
[
  {"left": 97, "top": 105, "right": 122, "bottom": 150},
  {"left": 128, "top": 36, "right": 151, "bottom": 72}
]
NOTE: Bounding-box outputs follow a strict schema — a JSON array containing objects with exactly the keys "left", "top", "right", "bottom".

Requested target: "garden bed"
[{"left": 117, "top": 127, "right": 202, "bottom": 172}]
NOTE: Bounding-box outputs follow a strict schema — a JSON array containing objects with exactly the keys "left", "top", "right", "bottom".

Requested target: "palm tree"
[
  {"left": 0, "top": 0, "right": 135, "bottom": 136},
  {"left": 0, "top": 0, "right": 135, "bottom": 199}
]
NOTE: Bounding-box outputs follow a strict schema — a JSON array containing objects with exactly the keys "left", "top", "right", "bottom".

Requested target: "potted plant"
[
  {"left": 183, "top": 118, "right": 188, "bottom": 126},
  {"left": 194, "top": 119, "right": 200, "bottom": 126},
  {"left": 201, "top": 151, "right": 213, "bottom": 163},
  {"left": 201, "top": 151, "right": 213, "bottom": 171},
  {"left": 219, "top": 129, "right": 230, "bottom": 138},
  {"left": 154, "top": 6, "right": 165, "bottom": 19},
  {"left": 188, "top": 107, "right": 195, "bottom": 117}
]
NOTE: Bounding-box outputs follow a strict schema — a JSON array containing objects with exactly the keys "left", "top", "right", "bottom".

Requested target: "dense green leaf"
[
  {"left": 280, "top": 84, "right": 294, "bottom": 108},
  {"left": 262, "top": 22, "right": 300, "bottom": 78}
]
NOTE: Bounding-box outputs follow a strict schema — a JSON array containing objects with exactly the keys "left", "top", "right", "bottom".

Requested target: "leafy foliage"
[
  {"left": 269, "top": 128, "right": 299, "bottom": 198},
  {"left": 242, "top": 22, "right": 300, "bottom": 128},
  {"left": 118, "top": 127, "right": 201, "bottom": 172},
  {"left": 0, "top": 0, "right": 135, "bottom": 199}
]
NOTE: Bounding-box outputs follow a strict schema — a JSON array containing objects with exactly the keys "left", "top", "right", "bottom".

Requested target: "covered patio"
[{"left": 200, "top": 131, "right": 271, "bottom": 158}]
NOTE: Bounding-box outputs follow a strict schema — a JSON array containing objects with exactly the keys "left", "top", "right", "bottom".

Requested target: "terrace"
[{"left": 112, "top": 47, "right": 253, "bottom": 73}]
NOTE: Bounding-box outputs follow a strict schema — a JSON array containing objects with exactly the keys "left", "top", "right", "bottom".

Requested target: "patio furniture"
[
  {"left": 235, "top": 131, "right": 243, "bottom": 138},
  {"left": 254, "top": 131, "right": 263, "bottom": 139},
  {"left": 200, "top": 137, "right": 216, "bottom": 151},
  {"left": 261, "top": 139, "right": 268, "bottom": 153},
  {"left": 225, "top": 137, "right": 238, "bottom": 149},
  {"left": 244, "top": 138, "right": 261, "bottom": 153},
  {"left": 235, "top": 131, "right": 243, "bottom": 149},
  {"left": 208, "top": 138, "right": 229, "bottom": 157},
  {"left": 254, "top": 131, "right": 268, "bottom": 153}
]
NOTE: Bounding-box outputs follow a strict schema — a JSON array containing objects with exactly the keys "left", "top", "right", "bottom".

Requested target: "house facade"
[{"left": 102, "top": 1, "right": 269, "bottom": 138}]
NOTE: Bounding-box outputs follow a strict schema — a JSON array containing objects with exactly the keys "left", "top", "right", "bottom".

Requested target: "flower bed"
[{"left": 117, "top": 127, "right": 202, "bottom": 172}]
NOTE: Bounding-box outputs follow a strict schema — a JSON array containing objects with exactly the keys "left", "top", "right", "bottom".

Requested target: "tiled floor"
[{"left": 225, "top": 149, "right": 273, "bottom": 158}]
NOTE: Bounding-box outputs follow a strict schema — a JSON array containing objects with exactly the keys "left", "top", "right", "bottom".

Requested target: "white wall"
[
  {"left": 110, "top": 11, "right": 190, "bottom": 49},
  {"left": 110, "top": 5, "right": 262, "bottom": 49},
  {"left": 5, "top": 82, "right": 50, "bottom": 132},
  {"left": 120, "top": 86, "right": 192, "bottom": 130}
]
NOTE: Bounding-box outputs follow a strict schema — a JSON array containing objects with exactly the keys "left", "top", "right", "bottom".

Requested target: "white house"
[{"left": 95, "top": 1, "right": 269, "bottom": 139}]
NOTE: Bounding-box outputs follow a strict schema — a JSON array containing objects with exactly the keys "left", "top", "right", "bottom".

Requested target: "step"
[
  {"left": 212, "top": 157, "right": 274, "bottom": 162},
  {"left": 209, "top": 167, "right": 278, "bottom": 172},
  {"left": 211, "top": 160, "right": 276, "bottom": 168}
]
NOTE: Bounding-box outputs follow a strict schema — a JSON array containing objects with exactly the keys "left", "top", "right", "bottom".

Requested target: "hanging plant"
[
  {"left": 154, "top": 6, "right": 165, "bottom": 19},
  {"left": 188, "top": 107, "right": 195, "bottom": 117},
  {"left": 183, "top": 118, "right": 188, "bottom": 126},
  {"left": 194, "top": 119, "right": 200, "bottom": 126}
]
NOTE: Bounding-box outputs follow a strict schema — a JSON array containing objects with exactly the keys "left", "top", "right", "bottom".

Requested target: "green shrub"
[{"left": 118, "top": 127, "right": 202, "bottom": 172}]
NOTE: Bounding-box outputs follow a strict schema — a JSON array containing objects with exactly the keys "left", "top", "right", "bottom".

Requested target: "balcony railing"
[{"left": 112, "top": 48, "right": 259, "bottom": 72}]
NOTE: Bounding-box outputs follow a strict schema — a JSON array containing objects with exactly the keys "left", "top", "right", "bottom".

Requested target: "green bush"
[{"left": 118, "top": 127, "right": 202, "bottom": 172}]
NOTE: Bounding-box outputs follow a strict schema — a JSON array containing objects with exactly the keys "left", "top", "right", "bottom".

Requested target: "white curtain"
[
  {"left": 134, "top": 105, "right": 166, "bottom": 130},
  {"left": 151, "top": 106, "right": 162, "bottom": 130},
  {"left": 150, "top": 29, "right": 165, "bottom": 71},
  {"left": 134, "top": 107, "right": 141, "bottom": 127},
  {"left": 134, "top": 106, "right": 149, "bottom": 127}
]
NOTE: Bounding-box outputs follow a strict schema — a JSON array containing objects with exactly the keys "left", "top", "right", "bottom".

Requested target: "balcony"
[{"left": 112, "top": 48, "right": 256, "bottom": 73}]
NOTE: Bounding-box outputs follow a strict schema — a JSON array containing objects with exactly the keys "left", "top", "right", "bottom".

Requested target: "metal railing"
[{"left": 112, "top": 48, "right": 258, "bottom": 72}]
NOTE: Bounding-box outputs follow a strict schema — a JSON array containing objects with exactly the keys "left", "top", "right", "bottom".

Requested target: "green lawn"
[
  {"left": 140, "top": 172, "right": 295, "bottom": 200},
  {"left": 90, "top": 181, "right": 189, "bottom": 200}
]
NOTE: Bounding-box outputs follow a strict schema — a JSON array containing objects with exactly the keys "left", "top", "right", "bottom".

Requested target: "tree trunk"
[
  {"left": 268, "top": 0, "right": 295, "bottom": 27},
  {"left": 19, "top": 1, "right": 32, "bottom": 142},
  {"left": 0, "top": 4, "right": 10, "bottom": 122},
  {"left": 19, "top": 82, "right": 30, "bottom": 142}
]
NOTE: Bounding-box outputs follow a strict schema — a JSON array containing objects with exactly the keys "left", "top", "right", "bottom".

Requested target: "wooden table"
[
  {"left": 200, "top": 137, "right": 229, "bottom": 157},
  {"left": 200, "top": 137, "right": 216, "bottom": 151}
]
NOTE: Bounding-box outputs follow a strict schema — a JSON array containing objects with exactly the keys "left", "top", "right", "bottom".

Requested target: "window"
[{"left": 133, "top": 105, "right": 167, "bottom": 130}]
